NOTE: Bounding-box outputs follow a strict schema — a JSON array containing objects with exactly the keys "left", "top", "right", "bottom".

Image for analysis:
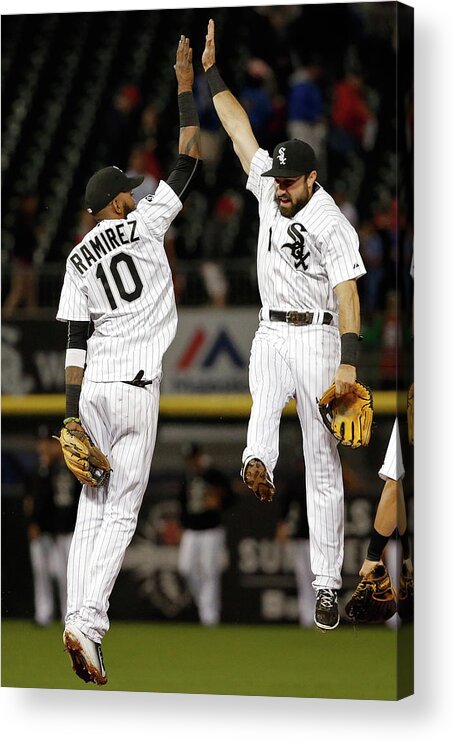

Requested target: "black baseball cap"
[
  {"left": 261, "top": 139, "right": 317, "bottom": 178},
  {"left": 85, "top": 166, "right": 144, "bottom": 215}
]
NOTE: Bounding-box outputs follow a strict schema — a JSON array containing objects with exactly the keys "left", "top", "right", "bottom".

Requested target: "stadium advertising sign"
[
  {"left": 1, "top": 321, "right": 66, "bottom": 394},
  {"left": 161, "top": 308, "right": 258, "bottom": 394},
  {"left": 1, "top": 310, "right": 259, "bottom": 396}
]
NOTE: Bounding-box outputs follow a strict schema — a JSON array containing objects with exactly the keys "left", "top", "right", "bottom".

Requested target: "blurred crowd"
[{"left": 2, "top": 5, "right": 413, "bottom": 348}]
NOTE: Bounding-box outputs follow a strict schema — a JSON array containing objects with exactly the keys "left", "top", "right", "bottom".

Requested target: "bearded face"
[{"left": 274, "top": 174, "right": 316, "bottom": 218}]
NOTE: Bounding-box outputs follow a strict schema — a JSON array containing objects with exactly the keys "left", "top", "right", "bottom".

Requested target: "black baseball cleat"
[
  {"left": 314, "top": 589, "right": 340, "bottom": 630},
  {"left": 241, "top": 458, "right": 276, "bottom": 502},
  {"left": 63, "top": 623, "right": 108, "bottom": 685},
  {"left": 397, "top": 562, "right": 414, "bottom": 622}
]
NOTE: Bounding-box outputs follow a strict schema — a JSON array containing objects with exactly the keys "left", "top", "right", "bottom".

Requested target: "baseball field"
[{"left": 1, "top": 620, "right": 413, "bottom": 700}]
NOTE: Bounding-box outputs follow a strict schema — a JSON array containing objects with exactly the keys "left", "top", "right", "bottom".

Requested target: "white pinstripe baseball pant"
[
  {"left": 293, "top": 539, "right": 315, "bottom": 627},
  {"left": 65, "top": 378, "right": 160, "bottom": 643},
  {"left": 178, "top": 526, "right": 226, "bottom": 626},
  {"left": 242, "top": 321, "right": 344, "bottom": 590},
  {"left": 29, "top": 532, "right": 72, "bottom": 625}
]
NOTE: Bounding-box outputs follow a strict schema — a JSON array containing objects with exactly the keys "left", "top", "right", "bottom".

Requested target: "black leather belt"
[
  {"left": 122, "top": 370, "right": 154, "bottom": 388},
  {"left": 269, "top": 310, "right": 332, "bottom": 326}
]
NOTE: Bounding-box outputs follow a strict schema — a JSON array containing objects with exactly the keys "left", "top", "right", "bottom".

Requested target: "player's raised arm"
[
  {"left": 165, "top": 34, "right": 203, "bottom": 202},
  {"left": 202, "top": 18, "right": 259, "bottom": 175},
  {"left": 174, "top": 34, "right": 202, "bottom": 160}
]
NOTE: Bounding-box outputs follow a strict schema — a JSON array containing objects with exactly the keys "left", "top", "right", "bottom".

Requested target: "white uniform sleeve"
[
  {"left": 246, "top": 148, "right": 272, "bottom": 201},
  {"left": 56, "top": 269, "right": 90, "bottom": 322},
  {"left": 136, "top": 180, "right": 183, "bottom": 238},
  {"left": 321, "top": 219, "right": 366, "bottom": 288},
  {"left": 378, "top": 418, "right": 405, "bottom": 481}
]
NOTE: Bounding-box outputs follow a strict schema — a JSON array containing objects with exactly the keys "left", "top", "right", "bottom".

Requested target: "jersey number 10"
[{"left": 95, "top": 252, "right": 143, "bottom": 310}]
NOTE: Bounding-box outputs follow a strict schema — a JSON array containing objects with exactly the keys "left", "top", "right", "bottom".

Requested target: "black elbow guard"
[
  {"left": 67, "top": 321, "right": 90, "bottom": 350},
  {"left": 166, "top": 155, "right": 203, "bottom": 203}
]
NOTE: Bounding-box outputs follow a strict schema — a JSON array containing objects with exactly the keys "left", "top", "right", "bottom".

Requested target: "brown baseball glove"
[
  {"left": 54, "top": 426, "right": 111, "bottom": 487},
  {"left": 345, "top": 564, "right": 397, "bottom": 624},
  {"left": 317, "top": 380, "right": 373, "bottom": 448}
]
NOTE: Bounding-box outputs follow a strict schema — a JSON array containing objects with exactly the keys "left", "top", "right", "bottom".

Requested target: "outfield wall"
[
  {"left": 2, "top": 415, "right": 413, "bottom": 625},
  {"left": 2, "top": 312, "right": 407, "bottom": 415}
]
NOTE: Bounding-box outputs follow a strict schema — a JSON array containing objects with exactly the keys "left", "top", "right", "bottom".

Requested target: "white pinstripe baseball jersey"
[
  {"left": 247, "top": 149, "right": 366, "bottom": 317},
  {"left": 56, "top": 180, "right": 181, "bottom": 381}
]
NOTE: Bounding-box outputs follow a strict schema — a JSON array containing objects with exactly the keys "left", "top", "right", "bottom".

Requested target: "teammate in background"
[
  {"left": 201, "top": 20, "right": 365, "bottom": 630},
  {"left": 345, "top": 419, "right": 414, "bottom": 622},
  {"left": 346, "top": 254, "right": 414, "bottom": 623},
  {"left": 3, "top": 192, "right": 41, "bottom": 319},
  {"left": 177, "top": 444, "right": 235, "bottom": 626},
  {"left": 24, "top": 425, "right": 79, "bottom": 627},
  {"left": 275, "top": 458, "right": 314, "bottom": 627},
  {"left": 55, "top": 36, "right": 202, "bottom": 685}
]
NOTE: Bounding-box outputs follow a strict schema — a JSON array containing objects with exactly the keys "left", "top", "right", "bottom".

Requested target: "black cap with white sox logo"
[
  {"left": 261, "top": 139, "right": 317, "bottom": 178},
  {"left": 85, "top": 166, "right": 144, "bottom": 215}
]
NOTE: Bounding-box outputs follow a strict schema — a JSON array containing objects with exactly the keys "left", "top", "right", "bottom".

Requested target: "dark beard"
[{"left": 275, "top": 193, "right": 310, "bottom": 219}]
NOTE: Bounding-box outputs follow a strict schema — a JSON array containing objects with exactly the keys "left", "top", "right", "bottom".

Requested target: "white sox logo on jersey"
[{"left": 282, "top": 223, "right": 310, "bottom": 271}]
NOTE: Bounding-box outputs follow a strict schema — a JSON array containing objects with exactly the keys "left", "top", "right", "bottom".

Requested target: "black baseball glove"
[{"left": 345, "top": 564, "right": 397, "bottom": 624}]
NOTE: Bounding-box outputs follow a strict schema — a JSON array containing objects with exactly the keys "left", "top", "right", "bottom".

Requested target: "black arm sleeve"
[
  {"left": 67, "top": 321, "right": 90, "bottom": 350},
  {"left": 166, "top": 154, "right": 202, "bottom": 204}
]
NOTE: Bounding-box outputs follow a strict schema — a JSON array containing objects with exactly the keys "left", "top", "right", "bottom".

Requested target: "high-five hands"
[
  {"left": 202, "top": 18, "right": 216, "bottom": 72},
  {"left": 175, "top": 34, "right": 194, "bottom": 91}
]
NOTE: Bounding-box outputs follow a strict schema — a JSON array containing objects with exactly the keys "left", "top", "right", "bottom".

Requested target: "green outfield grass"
[{"left": 1, "top": 620, "right": 413, "bottom": 700}]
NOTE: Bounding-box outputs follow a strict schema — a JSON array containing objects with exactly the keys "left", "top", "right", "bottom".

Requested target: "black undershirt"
[
  {"left": 166, "top": 154, "right": 202, "bottom": 203},
  {"left": 67, "top": 320, "right": 90, "bottom": 350}
]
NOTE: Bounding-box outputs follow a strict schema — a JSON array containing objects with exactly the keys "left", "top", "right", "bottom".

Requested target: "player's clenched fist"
[
  {"left": 334, "top": 363, "right": 357, "bottom": 397},
  {"left": 202, "top": 18, "right": 216, "bottom": 71}
]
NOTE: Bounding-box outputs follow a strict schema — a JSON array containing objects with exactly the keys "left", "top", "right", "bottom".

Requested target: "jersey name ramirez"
[{"left": 70, "top": 220, "right": 140, "bottom": 275}]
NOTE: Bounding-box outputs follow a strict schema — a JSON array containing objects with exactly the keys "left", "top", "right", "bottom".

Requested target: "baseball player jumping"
[
  {"left": 56, "top": 36, "right": 202, "bottom": 685},
  {"left": 202, "top": 20, "right": 366, "bottom": 630}
]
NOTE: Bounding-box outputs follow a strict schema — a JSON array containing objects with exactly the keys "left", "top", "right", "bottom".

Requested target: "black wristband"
[
  {"left": 178, "top": 91, "right": 200, "bottom": 128},
  {"left": 65, "top": 383, "right": 81, "bottom": 419},
  {"left": 340, "top": 332, "right": 360, "bottom": 366},
  {"left": 206, "top": 64, "right": 228, "bottom": 97},
  {"left": 366, "top": 528, "right": 391, "bottom": 562}
]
